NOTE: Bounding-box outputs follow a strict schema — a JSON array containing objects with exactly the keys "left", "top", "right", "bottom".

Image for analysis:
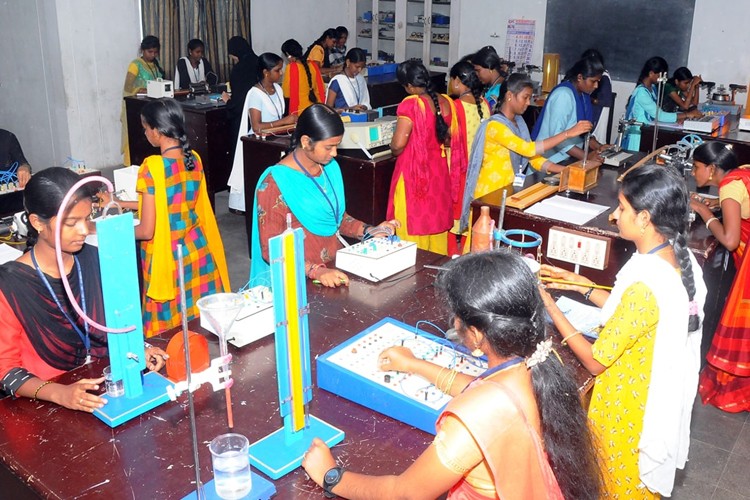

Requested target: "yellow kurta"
[
  {"left": 589, "top": 282, "right": 660, "bottom": 499},
  {"left": 473, "top": 120, "right": 547, "bottom": 199}
]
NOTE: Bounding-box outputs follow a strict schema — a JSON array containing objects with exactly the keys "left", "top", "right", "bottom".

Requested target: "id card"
[{"left": 513, "top": 172, "right": 526, "bottom": 188}]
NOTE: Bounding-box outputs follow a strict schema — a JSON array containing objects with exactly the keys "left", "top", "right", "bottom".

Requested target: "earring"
[
  {"left": 709, "top": 167, "right": 714, "bottom": 181},
  {"left": 640, "top": 225, "right": 646, "bottom": 236},
  {"left": 471, "top": 341, "right": 484, "bottom": 357}
]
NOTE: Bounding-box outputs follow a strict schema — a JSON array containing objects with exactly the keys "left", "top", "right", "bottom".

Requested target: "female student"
[
  {"left": 326, "top": 48, "right": 371, "bottom": 111},
  {"left": 542, "top": 164, "right": 707, "bottom": 498},
  {"left": 471, "top": 46, "right": 505, "bottom": 111},
  {"left": 446, "top": 61, "right": 489, "bottom": 254},
  {"left": 302, "top": 251, "right": 602, "bottom": 500},
  {"left": 0, "top": 168, "right": 167, "bottom": 411},
  {"left": 387, "top": 60, "right": 456, "bottom": 255},
  {"left": 281, "top": 39, "right": 325, "bottom": 116},
  {"left": 121, "top": 35, "right": 164, "bottom": 166},
  {"left": 227, "top": 53, "right": 298, "bottom": 212},
  {"left": 459, "top": 74, "right": 591, "bottom": 231},
  {"left": 305, "top": 29, "right": 338, "bottom": 76},
  {"left": 250, "top": 104, "right": 397, "bottom": 288},
  {"left": 689, "top": 142, "right": 750, "bottom": 412},
  {"left": 623, "top": 57, "right": 701, "bottom": 151},
  {"left": 221, "top": 36, "right": 259, "bottom": 168},
  {"left": 532, "top": 57, "right": 604, "bottom": 164},
  {"left": 108, "top": 99, "right": 230, "bottom": 337},
  {"left": 582, "top": 49, "right": 613, "bottom": 143},
  {"left": 174, "top": 38, "right": 215, "bottom": 90},
  {"left": 662, "top": 67, "right": 702, "bottom": 112}
]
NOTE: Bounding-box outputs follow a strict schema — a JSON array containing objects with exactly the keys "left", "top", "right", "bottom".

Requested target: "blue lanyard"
[
  {"left": 346, "top": 76, "right": 361, "bottom": 105},
  {"left": 477, "top": 356, "right": 524, "bottom": 380},
  {"left": 647, "top": 241, "right": 671, "bottom": 254},
  {"left": 31, "top": 248, "right": 91, "bottom": 360},
  {"left": 292, "top": 151, "right": 341, "bottom": 222}
]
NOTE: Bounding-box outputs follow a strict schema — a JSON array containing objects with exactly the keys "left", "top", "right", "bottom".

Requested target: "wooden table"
[
  {"left": 0, "top": 251, "right": 591, "bottom": 499},
  {"left": 241, "top": 135, "right": 396, "bottom": 257},
  {"left": 124, "top": 96, "right": 232, "bottom": 206}
]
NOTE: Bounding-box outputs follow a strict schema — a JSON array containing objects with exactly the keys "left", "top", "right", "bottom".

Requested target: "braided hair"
[
  {"left": 437, "top": 252, "right": 602, "bottom": 500},
  {"left": 621, "top": 164, "right": 700, "bottom": 330},
  {"left": 396, "top": 60, "right": 449, "bottom": 144},
  {"left": 303, "top": 29, "right": 337, "bottom": 68},
  {"left": 23, "top": 167, "right": 96, "bottom": 251},
  {"left": 140, "top": 98, "right": 195, "bottom": 171},
  {"left": 449, "top": 61, "right": 485, "bottom": 119},
  {"left": 282, "top": 39, "right": 319, "bottom": 104}
]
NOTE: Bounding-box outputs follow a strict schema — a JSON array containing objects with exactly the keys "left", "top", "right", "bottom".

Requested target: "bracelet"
[
  {"left": 583, "top": 287, "right": 594, "bottom": 301},
  {"left": 705, "top": 217, "right": 719, "bottom": 230},
  {"left": 33, "top": 380, "right": 53, "bottom": 401},
  {"left": 561, "top": 331, "right": 582, "bottom": 346},
  {"left": 444, "top": 369, "right": 459, "bottom": 394},
  {"left": 144, "top": 341, "right": 154, "bottom": 349},
  {"left": 361, "top": 224, "right": 373, "bottom": 239}
]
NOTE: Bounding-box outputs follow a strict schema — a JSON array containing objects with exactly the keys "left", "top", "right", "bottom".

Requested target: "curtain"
[{"left": 141, "top": 0, "right": 252, "bottom": 83}]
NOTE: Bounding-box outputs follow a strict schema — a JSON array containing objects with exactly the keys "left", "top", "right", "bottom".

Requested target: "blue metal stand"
[{"left": 181, "top": 471, "right": 276, "bottom": 500}]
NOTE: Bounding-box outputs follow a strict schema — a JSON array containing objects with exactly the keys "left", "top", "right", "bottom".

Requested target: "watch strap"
[{"left": 323, "top": 466, "right": 345, "bottom": 498}]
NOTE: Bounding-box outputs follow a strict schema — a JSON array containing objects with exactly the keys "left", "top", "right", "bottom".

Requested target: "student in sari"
[
  {"left": 471, "top": 46, "right": 505, "bottom": 111},
  {"left": 250, "top": 104, "right": 398, "bottom": 288},
  {"left": 326, "top": 48, "right": 371, "bottom": 111},
  {"left": 302, "top": 251, "right": 602, "bottom": 500},
  {"left": 387, "top": 61, "right": 457, "bottom": 255},
  {"left": 281, "top": 39, "right": 325, "bottom": 116},
  {"left": 623, "top": 57, "right": 701, "bottom": 151},
  {"left": 0, "top": 168, "right": 167, "bottom": 411},
  {"left": 121, "top": 35, "right": 164, "bottom": 166},
  {"left": 542, "top": 164, "right": 707, "bottom": 498},
  {"left": 106, "top": 99, "right": 230, "bottom": 337},
  {"left": 305, "top": 29, "right": 338, "bottom": 76},
  {"left": 690, "top": 142, "right": 750, "bottom": 412},
  {"left": 662, "top": 67, "right": 702, "bottom": 113},
  {"left": 459, "top": 74, "right": 591, "bottom": 232},
  {"left": 532, "top": 57, "right": 604, "bottom": 164},
  {"left": 446, "top": 61, "right": 489, "bottom": 254}
]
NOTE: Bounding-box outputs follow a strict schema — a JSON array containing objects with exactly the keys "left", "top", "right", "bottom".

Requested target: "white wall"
[{"left": 251, "top": 1, "right": 354, "bottom": 56}]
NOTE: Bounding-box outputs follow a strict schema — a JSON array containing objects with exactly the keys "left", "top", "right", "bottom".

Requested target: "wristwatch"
[{"left": 322, "top": 466, "right": 345, "bottom": 498}]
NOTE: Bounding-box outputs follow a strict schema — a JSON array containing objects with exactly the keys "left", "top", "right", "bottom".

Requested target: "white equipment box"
[
  {"left": 739, "top": 116, "right": 750, "bottom": 132},
  {"left": 147, "top": 79, "right": 174, "bottom": 98},
  {"left": 113, "top": 165, "right": 139, "bottom": 201},
  {"left": 339, "top": 120, "right": 395, "bottom": 151},
  {"left": 336, "top": 237, "right": 417, "bottom": 282},
  {"left": 200, "top": 286, "right": 275, "bottom": 348},
  {"left": 683, "top": 115, "right": 720, "bottom": 133}
]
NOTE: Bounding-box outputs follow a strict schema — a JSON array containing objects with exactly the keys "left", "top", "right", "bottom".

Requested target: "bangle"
[
  {"left": 584, "top": 287, "right": 594, "bottom": 301},
  {"left": 561, "top": 331, "right": 582, "bottom": 346},
  {"left": 33, "top": 380, "right": 53, "bottom": 401},
  {"left": 705, "top": 217, "right": 719, "bottom": 230},
  {"left": 361, "top": 224, "right": 373, "bottom": 239},
  {"left": 144, "top": 341, "right": 153, "bottom": 349}
]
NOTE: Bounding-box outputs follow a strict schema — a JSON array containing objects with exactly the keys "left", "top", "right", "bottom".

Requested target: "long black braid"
[
  {"left": 397, "top": 60, "right": 449, "bottom": 144},
  {"left": 450, "top": 61, "right": 485, "bottom": 120}
]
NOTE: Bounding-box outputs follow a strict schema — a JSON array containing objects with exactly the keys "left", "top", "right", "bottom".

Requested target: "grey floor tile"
[
  {"left": 713, "top": 487, "right": 750, "bottom": 500},
  {"left": 672, "top": 469, "right": 717, "bottom": 499},
  {"left": 691, "top": 401, "right": 747, "bottom": 452},
  {"left": 718, "top": 453, "right": 750, "bottom": 497},
  {"left": 683, "top": 439, "right": 731, "bottom": 485},
  {"left": 732, "top": 423, "right": 750, "bottom": 459},
  {"left": 693, "top": 399, "right": 749, "bottom": 425}
]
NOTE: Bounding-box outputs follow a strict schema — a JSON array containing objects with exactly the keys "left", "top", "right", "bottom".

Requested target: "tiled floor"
[{"left": 210, "top": 190, "right": 750, "bottom": 500}]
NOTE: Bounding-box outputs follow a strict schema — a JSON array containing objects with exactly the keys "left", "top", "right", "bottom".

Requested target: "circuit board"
[{"left": 317, "top": 317, "right": 487, "bottom": 433}]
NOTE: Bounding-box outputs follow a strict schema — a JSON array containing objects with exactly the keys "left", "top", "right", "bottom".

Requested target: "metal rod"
[
  {"left": 582, "top": 132, "right": 591, "bottom": 166},
  {"left": 178, "top": 244, "right": 204, "bottom": 499},
  {"left": 497, "top": 189, "right": 507, "bottom": 234},
  {"left": 652, "top": 72, "right": 667, "bottom": 153}
]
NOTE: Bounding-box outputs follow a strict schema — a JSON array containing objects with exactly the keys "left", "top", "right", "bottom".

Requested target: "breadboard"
[
  {"left": 317, "top": 317, "right": 487, "bottom": 434},
  {"left": 199, "top": 286, "right": 275, "bottom": 347},
  {"left": 506, "top": 182, "right": 558, "bottom": 209},
  {"left": 335, "top": 237, "right": 417, "bottom": 282}
]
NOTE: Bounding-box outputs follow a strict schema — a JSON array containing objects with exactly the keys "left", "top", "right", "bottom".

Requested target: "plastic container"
[{"left": 471, "top": 206, "right": 494, "bottom": 252}]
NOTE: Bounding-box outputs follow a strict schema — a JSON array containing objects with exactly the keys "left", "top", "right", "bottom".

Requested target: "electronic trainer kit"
[
  {"left": 335, "top": 236, "right": 417, "bottom": 282},
  {"left": 317, "top": 317, "right": 487, "bottom": 434},
  {"left": 199, "top": 285, "right": 275, "bottom": 348}
]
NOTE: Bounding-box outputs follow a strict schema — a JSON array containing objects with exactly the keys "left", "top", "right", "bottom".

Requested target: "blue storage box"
[{"left": 367, "top": 63, "right": 398, "bottom": 76}]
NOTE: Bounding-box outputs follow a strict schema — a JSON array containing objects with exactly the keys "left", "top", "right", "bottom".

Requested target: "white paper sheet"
[
  {"left": 555, "top": 295, "right": 602, "bottom": 339},
  {"left": 525, "top": 195, "right": 609, "bottom": 225},
  {"left": 0, "top": 243, "right": 22, "bottom": 265}
]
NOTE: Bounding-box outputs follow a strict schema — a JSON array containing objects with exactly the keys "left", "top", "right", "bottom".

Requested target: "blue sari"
[{"left": 249, "top": 159, "right": 346, "bottom": 283}]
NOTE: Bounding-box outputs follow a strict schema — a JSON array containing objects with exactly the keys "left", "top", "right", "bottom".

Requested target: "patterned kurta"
[
  {"left": 137, "top": 157, "right": 223, "bottom": 336},
  {"left": 589, "top": 282, "right": 660, "bottom": 499}
]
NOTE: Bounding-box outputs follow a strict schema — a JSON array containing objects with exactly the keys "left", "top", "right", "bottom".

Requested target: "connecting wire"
[{"left": 0, "top": 161, "right": 19, "bottom": 184}]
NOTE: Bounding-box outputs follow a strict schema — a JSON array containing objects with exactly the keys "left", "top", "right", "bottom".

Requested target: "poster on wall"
[{"left": 503, "top": 19, "right": 535, "bottom": 66}]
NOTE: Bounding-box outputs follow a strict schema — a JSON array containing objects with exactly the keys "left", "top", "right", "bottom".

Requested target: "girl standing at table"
[
  {"left": 447, "top": 61, "right": 489, "bottom": 254},
  {"left": 387, "top": 61, "right": 457, "bottom": 255},
  {"left": 471, "top": 46, "right": 505, "bottom": 111},
  {"left": 542, "top": 164, "right": 707, "bottom": 498},
  {"left": 581, "top": 49, "right": 614, "bottom": 143},
  {"left": 459, "top": 74, "right": 591, "bottom": 232},
  {"left": 302, "top": 251, "right": 603, "bottom": 500},
  {"left": 305, "top": 29, "right": 338, "bottom": 76},
  {"left": 326, "top": 48, "right": 371, "bottom": 111},
  {"left": 250, "top": 104, "right": 397, "bottom": 288},
  {"left": 281, "top": 39, "right": 325, "bottom": 116},
  {"left": 227, "top": 53, "right": 298, "bottom": 212},
  {"left": 532, "top": 57, "right": 604, "bottom": 164},
  {"left": 689, "top": 142, "right": 750, "bottom": 412},
  {"left": 623, "top": 57, "right": 701, "bottom": 151},
  {"left": 0, "top": 168, "right": 166, "bottom": 411},
  {"left": 121, "top": 35, "right": 164, "bottom": 166},
  {"left": 108, "top": 99, "right": 230, "bottom": 337}
]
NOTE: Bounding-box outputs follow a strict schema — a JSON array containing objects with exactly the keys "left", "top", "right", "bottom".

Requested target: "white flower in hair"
[{"left": 525, "top": 338, "right": 553, "bottom": 368}]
